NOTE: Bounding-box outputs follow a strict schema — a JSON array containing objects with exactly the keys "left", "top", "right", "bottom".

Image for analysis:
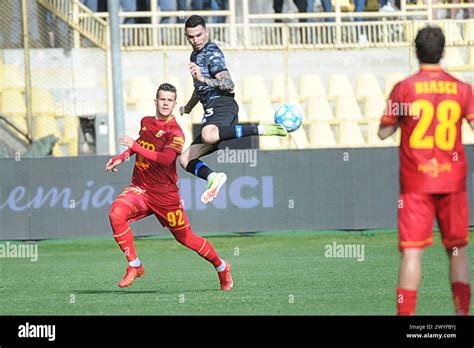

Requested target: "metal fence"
[{"left": 0, "top": 0, "right": 109, "bottom": 157}]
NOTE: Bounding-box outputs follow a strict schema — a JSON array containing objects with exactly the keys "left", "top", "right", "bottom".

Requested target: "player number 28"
[
  {"left": 167, "top": 210, "right": 184, "bottom": 227},
  {"left": 409, "top": 99, "right": 461, "bottom": 151}
]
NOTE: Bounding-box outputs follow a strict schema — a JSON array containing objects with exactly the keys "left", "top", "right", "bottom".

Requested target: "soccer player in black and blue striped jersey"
[{"left": 179, "top": 15, "right": 288, "bottom": 204}]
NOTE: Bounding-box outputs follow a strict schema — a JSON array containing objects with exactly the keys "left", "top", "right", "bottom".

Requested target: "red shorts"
[
  {"left": 398, "top": 191, "right": 469, "bottom": 250},
  {"left": 113, "top": 185, "right": 190, "bottom": 233}
]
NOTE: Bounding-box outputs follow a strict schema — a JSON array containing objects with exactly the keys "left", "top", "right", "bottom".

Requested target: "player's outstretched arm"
[
  {"left": 181, "top": 89, "right": 200, "bottom": 115},
  {"left": 105, "top": 148, "right": 135, "bottom": 172},
  {"left": 117, "top": 136, "right": 177, "bottom": 166}
]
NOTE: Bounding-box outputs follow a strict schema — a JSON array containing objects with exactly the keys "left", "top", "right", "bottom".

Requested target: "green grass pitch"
[{"left": 1, "top": 229, "right": 473, "bottom": 315}]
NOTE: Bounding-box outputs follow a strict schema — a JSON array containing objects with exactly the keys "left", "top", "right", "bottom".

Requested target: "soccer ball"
[{"left": 274, "top": 104, "right": 303, "bottom": 133}]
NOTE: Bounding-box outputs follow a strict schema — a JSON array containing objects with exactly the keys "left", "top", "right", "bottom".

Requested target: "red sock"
[
  {"left": 109, "top": 202, "right": 138, "bottom": 263},
  {"left": 172, "top": 227, "right": 222, "bottom": 268},
  {"left": 397, "top": 288, "right": 417, "bottom": 315},
  {"left": 452, "top": 282, "right": 471, "bottom": 315}
]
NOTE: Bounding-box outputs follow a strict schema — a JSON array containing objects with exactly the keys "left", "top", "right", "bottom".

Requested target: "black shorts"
[{"left": 192, "top": 96, "right": 239, "bottom": 145}]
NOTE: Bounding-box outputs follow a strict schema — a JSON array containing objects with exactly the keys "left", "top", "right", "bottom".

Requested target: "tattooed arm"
[
  {"left": 203, "top": 70, "right": 235, "bottom": 92},
  {"left": 189, "top": 63, "right": 234, "bottom": 92}
]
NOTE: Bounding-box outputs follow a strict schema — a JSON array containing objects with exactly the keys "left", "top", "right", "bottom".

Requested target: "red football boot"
[
  {"left": 118, "top": 265, "right": 145, "bottom": 288},
  {"left": 218, "top": 261, "right": 233, "bottom": 291}
]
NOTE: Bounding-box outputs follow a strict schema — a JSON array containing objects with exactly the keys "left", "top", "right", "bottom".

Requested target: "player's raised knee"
[{"left": 201, "top": 127, "right": 219, "bottom": 144}]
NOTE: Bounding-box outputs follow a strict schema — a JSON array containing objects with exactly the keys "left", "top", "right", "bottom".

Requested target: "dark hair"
[
  {"left": 415, "top": 26, "right": 445, "bottom": 64},
  {"left": 185, "top": 15, "right": 206, "bottom": 29},
  {"left": 156, "top": 83, "right": 177, "bottom": 99}
]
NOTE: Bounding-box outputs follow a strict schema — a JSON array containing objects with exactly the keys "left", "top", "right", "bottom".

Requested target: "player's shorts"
[
  {"left": 113, "top": 185, "right": 190, "bottom": 234},
  {"left": 192, "top": 96, "right": 239, "bottom": 145},
  {"left": 398, "top": 191, "right": 469, "bottom": 250}
]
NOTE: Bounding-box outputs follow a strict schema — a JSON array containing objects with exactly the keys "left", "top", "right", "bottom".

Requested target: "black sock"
[
  {"left": 185, "top": 159, "right": 214, "bottom": 181},
  {"left": 218, "top": 125, "right": 259, "bottom": 141}
]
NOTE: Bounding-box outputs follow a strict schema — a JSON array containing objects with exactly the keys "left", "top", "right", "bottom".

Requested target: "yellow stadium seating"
[
  {"left": 259, "top": 135, "right": 282, "bottom": 150},
  {"left": 127, "top": 76, "right": 154, "bottom": 105},
  {"left": 6, "top": 116, "right": 28, "bottom": 134},
  {"left": 33, "top": 116, "right": 61, "bottom": 140},
  {"left": 288, "top": 127, "right": 310, "bottom": 149},
  {"left": 462, "top": 120, "right": 474, "bottom": 144},
  {"left": 367, "top": 119, "right": 395, "bottom": 146},
  {"left": 32, "top": 88, "right": 56, "bottom": 117},
  {"left": 1, "top": 90, "right": 26, "bottom": 117},
  {"left": 335, "top": 96, "right": 362, "bottom": 120},
  {"left": 0, "top": 64, "right": 25, "bottom": 90},
  {"left": 299, "top": 74, "right": 326, "bottom": 101},
  {"left": 384, "top": 72, "right": 405, "bottom": 96},
  {"left": 328, "top": 73, "right": 354, "bottom": 99},
  {"left": 249, "top": 99, "right": 275, "bottom": 123},
  {"left": 63, "top": 116, "right": 79, "bottom": 156},
  {"left": 271, "top": 74, "right": 299, "bottom": 104},
  {"left": 442, "top": 47, "right": 465, "bottom": 69},
  {"left": 339, "top": 121, "right": 365, "bottom": 146},
  {"left": 355, "top": 73, "right": 383, "bottom": 99},
  {"left": 364, "top": 95, "right": 386, "bottom": 120},
  {"left": 242, "top": 75, "right": 271, "bottom": 103},
  {"left": 308, "top": 122, "right": 337, "bottom": 148},
  {"left": 307, "top": 97, "right": 334, "bottom": 121}
]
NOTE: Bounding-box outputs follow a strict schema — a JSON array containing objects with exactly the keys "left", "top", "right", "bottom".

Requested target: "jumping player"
[
  {"left": 179, "top": 15, "right": 288, "bottom": 204},
  {"left": 105, "top": 83, "right": 233, "bottom": 290},
  {"left": 378, "top": 26, "right": 474, "bottom": 315}
]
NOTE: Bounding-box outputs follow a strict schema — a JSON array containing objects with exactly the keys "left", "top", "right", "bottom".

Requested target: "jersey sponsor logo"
[
  {"left": 167, "top": 136, "right": 184, "bottom": 152},
  {"left": 417, "top": 157, "right": 452, "bottom": 178},
  {"left": 138, "top": 140, "right": 156, "bottom": 151},
  {"left": 156, "top": 130, "right": 165, "bottom": 138}
]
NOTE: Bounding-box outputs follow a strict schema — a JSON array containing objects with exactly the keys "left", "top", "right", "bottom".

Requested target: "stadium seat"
[
  {"left": 442, "top": 47, "right": 465, "bottom": 69},
  {"left": 384, "top": 72, "right": 405, "bottom": 97},
  {"left": 6, "top": 115, "right": 28, "bottom": 134},
  {"left": 307, "top": 97, "right": 334, "bottom": 121},
  {"left": 327, "top": 73, "right": 354, "bottom": 99},
  {"left": 467, "top": 20, "right": 474, "bottom": 44},
  {"left": 467, "top": 47, "right": 474, "bottom": 67},
  {"left": 127, "top": 76, "right": 154, "bottom": 105},
  {"left": 367, "top": 119, "right": 395, "bottom": 146},
  {"left": 259, "top": 135, "right": 282, "bottom": 150},
  {"left": 299, "top": 74, "right": 326, "bottom": 101},
  {"left": 364, "top": 95, "right": 386, "bottom": 120},
  {"left": 63, "top": 116, "right": 79, "bottom": 156},
  {"left": 355, "top": 73, "right": 383, "bottom": 99},
  {"left": 462, "top": 121, "right": 474, "bottom": 144},
  {"left": 167, "top": 76, "right": 184, "bottom": 105},
  {"left": 242, "top": 75, "right": 271, "bottom": 103},
  {"left": 33, "top": 116, "right": 61, "bottom": 140},
  {"left": 248, "top": 99, "right": 275, "bottom": 123},
  {"left": 32, "top": 88, "right": 56, "bottom": 117},
  {"left": 288, "top": 126, "right": 310, "bottom": 149},
  {"left": 335, "top": 96, "right": 362, "bottom": 120},
  {"left": 339, "top": 121, "right": 365, "bottom": 147},
  {"left": 0, "top": 90, "right": 26, "bottom": 117},
  {"left": 0, "top": 64, "right": 25, "bottom": 90},
  {"left": 308, "top": 122, "right": 337, "bottom": 148},
  {"left": 135, "top": 99, "right": 155, "bottom": 117},
  {"left": 271, "top": 74, "right": 299, "bottom": 104}
]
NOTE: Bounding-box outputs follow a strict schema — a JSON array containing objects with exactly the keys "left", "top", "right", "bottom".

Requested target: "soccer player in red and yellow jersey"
[
  {"left": 379, "top": 26, "right": 474, "bottom": 315},
  {"left": 105, "top": 83, "right": 233, "bottom": 290}
]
